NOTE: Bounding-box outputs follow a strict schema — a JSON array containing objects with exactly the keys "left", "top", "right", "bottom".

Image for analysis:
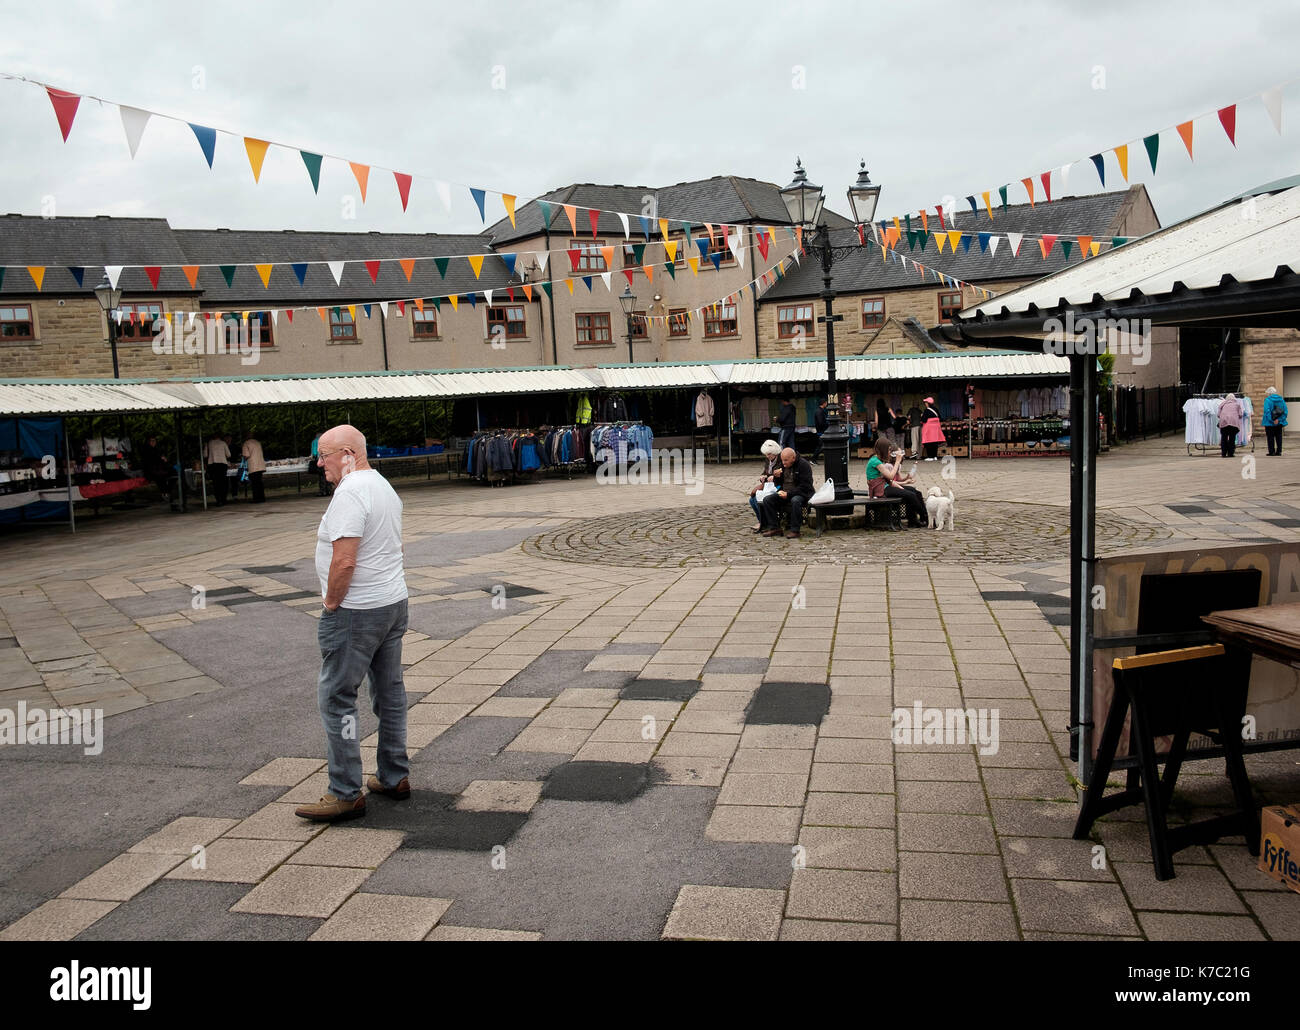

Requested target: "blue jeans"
[
  {"left": 317, "top": 599, "right": 409, "bottom": 800},
  {"left": 749, "top": 495, "right": 762, "bottom": 522}
]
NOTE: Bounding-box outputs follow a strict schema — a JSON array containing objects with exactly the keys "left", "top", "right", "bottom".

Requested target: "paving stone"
[
  {"left": 1001, "top": 837, "right": 1117, "bottom": 882},
  {"left": 895, "top": 752, "right": 980, "bottom": 782},
  {"left": 574, "top": 741, "right": 659, "bottom": 764},
  {"left": 661, "top": 884, "right": 785, "bottom": 941},
  {"left": 129, "top": 817, "right": 242, "bottom": 855},
  {"left": 1010, "top": 879, "right": 1141, "bottom": 936},
  {"left": 0, "top": 899, "right": 118, "bottom": 941},
  {"left": 778, "top": 919, "right": 895, "bottom": 940},
  {"left": 739, "top": 724, "right": 817, "bottom": 749},
  {"left": 729, "top": 748, "right": 814, "bottom": 775},
  {"left": 287, "top": 828, "right": 405, "bottom": 868},
  {"left": 989, "top": 799, "right": 1079, "bottom": 838},
  {"left": 165, "top": 839, "right": 303, "bottom": 883},
  {"left": 1137, "top": 912, "right": 1266, "bottom": 941},
  {"left": 230, "top": 864, "right": 370, "bottom": 918},
  {"left": 900, "top": 899, "right": 1019, "bottom": 941},
  {"left": 1112, "top": 862, "right": 1246, "bottom": 914},
  {"left": 786, "top": 869, "right": 897, "bottom": 924},
  {"left": 473, "top": 697, "right": 549, "bottom": 718},
  {"left": 239, "top": 757, "right": 327, "bottom": 787},
  {"left": 59, "top": 853, "right": 186, "bottom": 902},
  {"left": 426, "top": 925, "right": 543, "bottom": 941},
  {"left": 898, "top": 781, "right": 988, "bottom": 815},
  {"left": 309, "top": 892, "right": 452, "bottom": 941},
  {"left": 454, "top": 780, "right": 544, "bottom": 813},
  {"left": 1240, "top": 891, "right": 1300, "bottom": 940},
  {"left": 717, "top": 772, "right": 808, "bottom": 807},
  {"left": 798, "top": 827, "right": 896, "bottom": 871},
  {"left": 224, "top": 802, "right": 329, "bottom": 842},
  {"left": 650, "top": 757, "right": 729, "bottom": 787},
  {"left": 802, "top": 792, "right": 895, "bottom": 829},
  {"left": 899, "top": 851, "right": 1008, "bottom": 902},
  {"left": 656, "top": 731, "right": 740, "bottom": 758},
  {"left": 899, "top": 812, "right": 998, "bottom": 854},
  {"left": 505, "top": 727, "right": 592, "bottom": 755},
  {"left": 706, "top": 805, "right": 802, "bottom": 844},
  {"left": 808, "top": 762, "right": 894, "bottom": 794}
]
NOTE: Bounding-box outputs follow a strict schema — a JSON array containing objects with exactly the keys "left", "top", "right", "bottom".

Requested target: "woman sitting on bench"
[{"left": 866, "top": 438, "right": 925, "bottom": 528}]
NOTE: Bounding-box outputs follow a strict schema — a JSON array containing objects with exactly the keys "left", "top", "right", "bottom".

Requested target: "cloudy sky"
[{"left": 1, "top": 0, "right": 1296, "bottom": 241}]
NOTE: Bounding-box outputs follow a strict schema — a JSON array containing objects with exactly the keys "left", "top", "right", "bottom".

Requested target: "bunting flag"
[
  {"left": 998, "top": 185, "right": 1008, "bottom": 212},
  {"left": 600, "top": 271, "right": 611, "bottom": 291},
  {"left": 120, "top": 106, "right": 150, "bottom": 158},
  {"left": 220, "top": 265, "right": 236, "bottom": 287},
  {"left": 104, "top": 265, "right": 123, "bottom": 289},
  {"left": 501, "top": 254, "right": 516, "bottom": 276},
  {"left": 364, "top": 260, "right": 380, "bottom": 283},
  {"left": 567, "top": 248, "right": 581, "bottom": 272},
  {"left": 582, "top": 275, "right": 592, "bottom": 292},
  {"left": 1143, "top": 133, "right": 1159, "bottom": 174},
  {"left": 600, "top": 246, "right": 615, "bottom": 269},
  {"left": 639, "top": 215, "right": 651, "bottom": 240},
  {"left": 467, "top": 255, "right": 485, "bottom": 279},
  {"left": 46, "top": 87, "right": 80, "bottom": 141},
  {"left": 663, "top": 263, "right": 675, "bottom": 280},
  {"left": 398, "top": 258, "right": 415, "bottom": 281},
  {"left": 448, "top": 294, "right": 459, "bottom": 310},
  {"left": 987, "top": 236, "right": 1000, "bottom": 258},
  {"left": 1040, "top": 170, "right": 1051, "bottom": 203},
  {"left": 189, "top": 123, "right": 217, "bottom": 168},
  {"left": 934, "top": 233, "right": 947, "bottom": 253},
  {"left": 1038, "top": 235, "right": 1056, "bottom": 259},
  {"left": 564, "top": 278, "right": 574, "bottom": 295},
  {"left": 1090, "top": 153, "right": 1105, "bottom": 186},
  {"left": 1059, "top": 163, "right": 1071, "bottom": 194},
  {"left": 503, "top": 194, "right": 517, "bottom": 226},
  {"left": 394, "top": 173, "right": 413, "bottom": 212},
  {"left": 436, "top": 181, "right": 451, "bottom": 212},
  {"left": 1077, "top": 235, "right": 1093, "bottom": 258},
  {"left": 981, "top": 191, "right": 992, "bottom": 218},
  {"left": 618, "top": 212, "right": 629, "bottom": 238},
  {"left": 947, "top": 231, "right": 961, "bottom": 252},
  {"left": 1060, "top": 240, "right": 1073, "bottom": 260},
  {"left": 1006, "top": 233, "right": 1023, "bottom": 257},
  {"left": 68, "top": 266, "right": 84, "bottom": 287},
  {"left": 300, "top": 151, "right": 323, "bottom": 193},
  {"left": 350, "top": 162, "right": 370, "bottom": 202},
  {"left": 563, "top": 205, "right": 577, "bottom": 233},
  {"left": 538, "top": 200, "right": 552, "bottom": 230},
  {"left": 1177, "top": 120, "right": 1195, "bottom": 159},
  {"left": 643, "top": 265, "right": 654, "bottom": 283},
  {"left": 920, "top": 210, "right": 928, "bottom": 232},
  {"left": 291, "top": 263, "right": 307, "bottom": 285},
  {"left": 244, "top": 138, "right": 270, "bottom": 182},
  {"left": 977, "top": 232, "right": 990, "bottom": 253},
  {"left": 588, "top": 208, "right": 599, "bottom": 237},
  {"left": 1218, "top": 104, "right": 1237, "bottom": 146},
  {"left": 1115, "top": 143, "right": 1129, "bottom": 183},
  {"left": 664, "top": 240, "right": 678, "bottom": 263},
  {"left": 623, "top": 269, "right": 635, "bottom": 288},
  {"left": 470, "top": 187, "right": 486, "bottom": 221},
  {"left": 1262, "top": 86, "right": 1284, "bottom": 134},
  {"left": 27, "top": 266, "right": 45, "bottom": 290},
  {"left": 255, "top": 264, "right": 273, "bottom": 288},
  {"left": 434, "top": 257, "right": 449, "bottom": 279},
  {"left": 1021, "top": 177, "right": 1035, "bottom": 206},
  {"left": 328, "top": 261, "right": 345, "bottom": 286},
  {"left": 521, "top": 284, "right": 532, "bottom": 302}
]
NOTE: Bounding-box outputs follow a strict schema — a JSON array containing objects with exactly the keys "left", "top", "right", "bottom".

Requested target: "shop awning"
[
  {"left": 725, "top": 352, "right": 1069, "bottom": 384},
  {"left": 0, "top": 380, "right": 200, "bottom": 415},
  {"left": 592, "top": 363, "right": 724, "bottom": 389}
]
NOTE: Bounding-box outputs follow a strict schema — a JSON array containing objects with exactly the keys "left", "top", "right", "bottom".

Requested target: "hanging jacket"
[
  {"left": 1263, "top": 393, "right": 1289, "bottom": 427},
  {"left": 576, "top": 395, "right": 593, "bottom": 424}
]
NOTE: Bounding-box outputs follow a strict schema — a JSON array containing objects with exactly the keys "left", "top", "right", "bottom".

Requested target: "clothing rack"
[
  {"left": 538, "top": 424, "right": 589, "bottom": 479},
  {"left": 1184, "top": 394, "right": 1254, "bottom": 456},
  {"left": 466, "top": 428, "right": 543, "bottom": 486}
]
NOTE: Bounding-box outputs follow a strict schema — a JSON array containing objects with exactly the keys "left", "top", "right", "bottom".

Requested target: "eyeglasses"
[{"left": 318, "top": 447, "right": 352, "bottom": 461}]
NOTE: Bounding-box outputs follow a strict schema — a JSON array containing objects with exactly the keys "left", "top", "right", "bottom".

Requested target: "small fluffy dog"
[{"left": 925, "top": 487, "right": 955, "bottom": 531}]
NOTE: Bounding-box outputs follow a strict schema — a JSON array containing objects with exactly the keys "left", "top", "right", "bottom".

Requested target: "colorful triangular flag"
[{"left": 120, "top": 106, "right": 150, "bottom": 158}]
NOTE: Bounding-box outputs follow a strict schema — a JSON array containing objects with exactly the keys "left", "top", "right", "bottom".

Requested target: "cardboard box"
[
  {"left": 1259, "top": 803, "right": 1300, "bottom": 894},
  {"left": 854, "top": 447, "right": 870, "bottom": 459},
  {"left": 949, "top": 446, "right": 969, "bottom": 457}
]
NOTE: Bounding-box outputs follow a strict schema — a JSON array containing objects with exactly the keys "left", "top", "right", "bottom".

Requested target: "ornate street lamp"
[
  {"left": 618, "top": 284, "right": 638, "bottom": 364},
  {"left": 780, "top": 158, "right": 882, "bottom": 502},
  {"left": 93, "top": 273, "right": 123, "bottom": 379}
]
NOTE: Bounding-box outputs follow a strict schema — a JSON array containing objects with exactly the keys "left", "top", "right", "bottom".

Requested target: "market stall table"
[{"left": 1202, "top": 603, "right": 1300, "bottom": 669}]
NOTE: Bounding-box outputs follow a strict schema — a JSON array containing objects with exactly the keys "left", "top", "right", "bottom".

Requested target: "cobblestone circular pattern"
[{"left": 522, "top": 501, "right": 1175, "bottom": 567}]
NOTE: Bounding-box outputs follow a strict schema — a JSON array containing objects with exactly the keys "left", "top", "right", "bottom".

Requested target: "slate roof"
[{"left": 765, "top": 186, "right": 1147, "bottom": 301}]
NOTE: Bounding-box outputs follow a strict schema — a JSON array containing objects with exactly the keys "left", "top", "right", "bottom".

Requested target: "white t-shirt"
[{"left": 315, "top": 469, "right": 408, "bottom": 609}]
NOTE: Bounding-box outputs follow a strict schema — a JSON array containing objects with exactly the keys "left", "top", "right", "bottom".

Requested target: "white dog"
[{"left": 925, "top": 487, "right": 955, "bottom": 531}]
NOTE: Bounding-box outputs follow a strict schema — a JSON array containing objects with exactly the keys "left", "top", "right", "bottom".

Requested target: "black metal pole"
[
  {"left": 107, "top": 314, "right": 120, "bottom": 379},
  {"left": 626, "top": 315, "right": 635, "bottom": 364},
  {"left": 815, "top": 230, "right": 851, "bottom": 501}
]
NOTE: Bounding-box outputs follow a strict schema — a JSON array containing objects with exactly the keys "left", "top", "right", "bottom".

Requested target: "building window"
[
  {"left": 668, "top": 308, "right": 689, "bottom": 337},
  {"left": 412, "top": 307, "right": 439, "bottom": 338},
  {"left": 938, "top": 290, "right": 964, "bottom": 321},
  {"left": 861, "top": 297, "right": 885, "bottom": 329},
  {"left": 573, "top": 239, "right": 607, "bottom": 272},
  {"left": 249, "top": 312, "right": 273, "bottom": 346},
  {"left": 487, "top": 305, "right": 526, "bottom": 340},
  {"left": 118, "top": 302, "right": 163, "bottom": 340},
  {"left": 777, "top": 304, "right": 814, "bottom": 340},
  {"left": 330, "top": 308, "right": 357, "bottom": 341},
  {"left": 630, "top": 311, "right": 648, "bottom": 339},
  {"left": 575, "top": 311, "right": 612, "bottom": 345},
  {"left": 703, "top": 232, "right": 737, "bottom": 267},
  {"left": 0, "top": 304, "right": 35, "bottom": 341},
  {"left": 704, "top": 302, "right": 738, "bottom": 338}
]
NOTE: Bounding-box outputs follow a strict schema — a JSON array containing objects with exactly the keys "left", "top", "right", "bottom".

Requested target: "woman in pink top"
[{"left": 1218, "top": 393, "right": 1244, "bottom": 458}]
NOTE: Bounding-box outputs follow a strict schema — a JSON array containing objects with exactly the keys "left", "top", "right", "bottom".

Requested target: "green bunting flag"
[
  {"left": 541, "top": 282, "right": 553, "bottom": 299},
  {"left": 300, "top": 151, "right": 323, "bottom": 193},
  {"left": 1061, "top": 240, "right": 1073, "bottom": 259},
  {"left": 220, "top": 265, "right": 236, "bottom": 287},
  {"left": 664, "top": 262, "right": 676, "bottom": 279},
  {"left": 1143, "top": 133, "right": 1159, "bottom": 174},
  {"left": 434, "top": 257, "right": 449, "bottom": 279},
  {"left": 998, "top": 185, "right": 1008, "bottom": 212},
  {"left": 431, "top": 297, "right": 441, "bottom": 311},
  {"left": 1111, "top": 236, "right": 1128, "bottom": 248}
]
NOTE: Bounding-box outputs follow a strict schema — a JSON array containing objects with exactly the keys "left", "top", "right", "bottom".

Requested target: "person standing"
[
  {"left": 875, "top": 398, "right": 896, "bottom": 446},
  {"left": 761, "top": 447, "right": 815, "bottom": 539},
  {"left": 296, "top": 424, "right": 410, "bottom": 822},
  {"left": 205, "top": 431, "right": 230, "bottom": 506},
  {"left": 813, "top": 399, "right": 828, "bottom": 461},
  {"left": 139, "top": 436, "right": 178, "bottom": 511},
  {"left": 777, "top": 397, "right": 797, "bottom": 451},
  {"left": 1263, "top": 387, "right": 1288, "bottom": 456},
  {"left": 920, "top": 396, "right": 946, "bottom": 460},
  {"left": 242, "top": 431, "right": 267, "bottom": 503},
  {"left": 1218, "top": 393, "right": 1244, "bottom": 458}
]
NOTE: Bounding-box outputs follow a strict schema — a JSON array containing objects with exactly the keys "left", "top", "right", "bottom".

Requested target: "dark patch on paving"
[
  {"left": 620, "top": 678, "right": 699, "bottom": 702},
  {"left": 703, "top": 656, "right": 769, "bottom": 674},
  {"left": 1260, "top": 517, "right": 1300, "bottom": 528},
  {"left": 496, "top": 649, "right": 635, "bottom": 698},
  {"left": 1045, "top": 611, "right": 1071, "bottom": 626},
  {"left": 362, "top": 789, "right": 529, "bottom": 851},
  {"left": 980, "top": 590, "right": 1068, "bottom": 606},
  {"left": 244, "top": 565, "right": 296, "bottom": 574},
  {"left": 404, "top": 525, "right": 555, "bottom": 568},
  {"left": 412, "top": 753, "right": 566, "bottom": 796},
  {"left": 360, "top": 785, "right": 791, "bottom": 940},
  {"left": 745, "top": 681, "right": 830, "bottom": 725},
  {"left": 418, "top": 716, "right": 532, "bottom": 765},
  {"left": 0, "top": 637, "right": 15, "bottom": 648},
  {"left": 441, "top": 574, "right": 546, "bottom": 599},
  {"left": 542, "top": 761, "right": 651, "bottom": 803},
  {"left": 404, "top": 598, "right": 528, "bottom": 641},
  {"left": 1166, "top": 504, "right": 1208, "bottom": 515},
  {"left": 75, "top": 880, "right": 319, "bottom": 941},
  {"left": 4, "top": 847, "right": 122, "bottom": 896},
  {"left": 109, "top": 587, "right": 195, "bottom": 619}
]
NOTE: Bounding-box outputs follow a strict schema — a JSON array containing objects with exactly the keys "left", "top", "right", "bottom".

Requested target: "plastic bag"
[{"left": 810, "top": 479, "right": 835, "bottom": 505}]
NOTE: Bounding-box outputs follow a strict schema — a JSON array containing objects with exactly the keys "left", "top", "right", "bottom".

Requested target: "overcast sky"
[{"left": 1, "top": 0, "right": 1297, "bottom": 243}]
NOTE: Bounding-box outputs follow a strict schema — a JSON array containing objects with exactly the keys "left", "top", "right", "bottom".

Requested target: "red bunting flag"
[
  {"left": 1021, "top": 177, "right": 1035, "bottom": 206},
  {"left": 364, "top": 261, "right": 380, "bottom": 283},
  {"left": 395, "top": 301, "right": 405, "bottom": 316},
  {"left": 1211, "top": 104, "right": 1232, "bottom": 145},
  {"left": 588, "top": 208, "right": 600, "bottom": 237},
  {"left": 286, "top": 310, "right": 294, "bottom": 323},
  {"left": 1040, "top": 171, "right": 1052, "bottom": 203},
  {"left": 623, "top": 270, "right": 635, "bottom": 288},
  {"left": 934, "top": 206, "right": 946, "bottom": 230},
  {"left": 567, "top": 249, "right": 582, "bottom": 271},
  {"left": 856, "top": 224, "right": 865, "bottom": 245},
  {"left": 144, "top": 266, "right": 161, "bottom": 289},
  {"left": 46, "top": 88, "right": 81, "bottom": 141},
  {"left": 755, "top": 233, "right": 770, "bottom": 260},
  {"left": 393, "top": 172, "right": 413, "bottom": 211},
  {"left": 1038, "top": 235, "right": 1057, "bottom": 259}
]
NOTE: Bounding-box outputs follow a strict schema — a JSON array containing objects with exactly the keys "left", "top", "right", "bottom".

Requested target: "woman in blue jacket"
[{"left": 1263, "top": 387, "right": 1289, "bottom": 456}]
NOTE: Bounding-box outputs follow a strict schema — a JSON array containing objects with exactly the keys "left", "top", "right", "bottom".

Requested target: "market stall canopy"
[
  {"left": 0, "top": 379, "right": 200, "bottom": 415},
  {"left": 947, "top": 181, "right": 1300, "bottom": 339},
  {"left": 592, "top": 363, "right": 725, "bottom": 389},
  {"left": 724, "top": 352, "right": 1070, "bottom": 385}
]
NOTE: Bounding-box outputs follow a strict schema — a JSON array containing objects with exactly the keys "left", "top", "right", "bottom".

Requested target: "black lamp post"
[
  {"left": 780, "top": 158, "right": 881, "bottom": 502},
  {"left": 93, "top": 274, "right": 123, "bottom": 379},
  {"left": 618, "top": 284, "right": 638, "bottom": 364}
]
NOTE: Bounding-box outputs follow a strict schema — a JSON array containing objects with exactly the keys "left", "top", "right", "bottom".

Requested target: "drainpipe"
[
  {"left": 379, "top": 306, "right": 390, "bottom": 371},
  {"left": 545, "top": 225, "right": 559, "bottom": 366}
]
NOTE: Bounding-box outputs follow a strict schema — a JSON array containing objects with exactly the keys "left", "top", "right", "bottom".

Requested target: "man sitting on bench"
[
  {"left": 761, "top": 447, "right": 816, "bottom": 539},
  {"left": 866, "top": 437, "right": 925, "bottom": 528}
]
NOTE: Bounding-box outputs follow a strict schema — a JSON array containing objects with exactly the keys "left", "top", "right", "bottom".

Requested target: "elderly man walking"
[{"left": 295, "top": 425, "right": 411, "bottom": 822}]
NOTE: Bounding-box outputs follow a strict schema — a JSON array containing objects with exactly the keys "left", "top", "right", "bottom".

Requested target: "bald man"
[
  {"left": 295, "top": 425, "right": 411, "bottom": 822},
  {"left": 760, "top": 447, "right": 815, "bottom": 538}
]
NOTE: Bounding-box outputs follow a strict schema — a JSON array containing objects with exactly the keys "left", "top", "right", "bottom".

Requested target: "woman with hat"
[{"left": 920, "top": 396, "right": 945, "bottom": 460}]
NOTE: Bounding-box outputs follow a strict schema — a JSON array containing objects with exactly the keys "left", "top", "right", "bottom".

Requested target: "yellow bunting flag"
[
  {"left": 398, "top": 259, "right": 415, "bottom": 282},
  {"left": 27, "top": 267, "right": 44, "bottom": 290},
  {"left": 467, "top": 255, "right": 485, "bottom": 279},
  {"left": 948, "top": 231, "right": 961, "bottom": 251},
  {"left": 767, "top": 227, "right": 776, "bottom": 244},
  {"left": 564, "top": 278, "right": 575, "bottom": 295},
  {"left": 350, "top": 162, "right": 370, "bottom": 202},
  {"left": 658, "top": 218, "right": 669, "bottom": 240},
  {"left": 347, "top": 305, "right": 356, "bottom": 322},
  {"left": 982, "top": 191, "right": 993, "bottom": 218},
  {"left": 934, "top": 232, "right": 947, "bottom": 253},
  {"left": 687, "top": 257, "right": 700, "bottom": 276},
  {"left": 448, "top": 295, "right": 459, "bottom": 310},
  {"left": 1115, "top": 144, "right": 1129, "bottom": 182},
  {"left": 893, "top": 216, "right": 902, "bottom": 235},
  {"left": 255, "top": 264, "right": 273, "bottom": 288},
  {"left": 563, "top": 205, "right": 577, "bottom": 233},
  {"left": 1089, "top": 240, "right": 1101, "bottom": 257},
  {"left": 503, "top": 194, "right": 517, "bottom": 227},
  {"left": 664, "top": 240, "right": 678, "bottom": 263},
  {"left": 182, "top": 266, "right": 200, "bottom": 288},
  {"left": 244, "top": 138, "right": 270, "bottom": 182}
]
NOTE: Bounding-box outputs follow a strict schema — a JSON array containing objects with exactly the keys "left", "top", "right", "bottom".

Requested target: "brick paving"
[{"left": 0, "top": 437, "right": 1297, "bottom": 940}]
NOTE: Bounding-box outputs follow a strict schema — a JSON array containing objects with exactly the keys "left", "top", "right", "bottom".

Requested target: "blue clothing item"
[
  {"left": 317, "top": 599, "right": 409, "bottom": 800},
  {"left": 1263, "top": 393, "right": 1289, "bottom": 427},
  {"left": 311, "top": 437, "right": 319, "bottom": 458}
]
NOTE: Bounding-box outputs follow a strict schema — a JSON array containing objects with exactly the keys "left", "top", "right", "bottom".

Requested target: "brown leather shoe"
[
  {"left": 761, "top": 529, "right": 781, "bottom": 537},
  {"left": 294, "top": 793, "right": 366, "bottom": 822},
  {"left": 785, "top": 531, "right": 801, "bottom": 538},
  {"left": 367, "top": 774, "right": 411, "bottom": 800}
]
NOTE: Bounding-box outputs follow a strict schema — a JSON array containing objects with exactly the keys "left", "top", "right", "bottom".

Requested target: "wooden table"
[{"left": 1202, "top": 603, "right": 1300, "bottom": 670}]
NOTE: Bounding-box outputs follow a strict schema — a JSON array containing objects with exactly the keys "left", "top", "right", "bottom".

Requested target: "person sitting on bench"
[
  {"left": 866, "top": 437, "right": 925, "bottom": 527},
  {"left": 761, "top": 447, "right": 815, "bottom": 539},
  {"left": 747, "top": 439, "right": 783, "bottom": 532}
]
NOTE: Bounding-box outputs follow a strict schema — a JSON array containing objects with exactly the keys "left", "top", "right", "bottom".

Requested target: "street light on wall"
[
  {"left": 779, "top": 157, "right": 882, "bottom": 503},
  {"left": 93, "top": 274, "right": 123, "bottom": 379},
  {"left": 618, "top": 284, "right": 638, "bottom": 364}
]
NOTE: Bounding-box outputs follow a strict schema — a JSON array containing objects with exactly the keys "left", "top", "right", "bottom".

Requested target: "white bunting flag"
[
  {"left": 1006, "top": 232, "right": 1023, "bottom": 257},
  {"left": 600, "top": 271, "right": 611, "bottom": 291},
  {"left": 988, "top": 235, "right": 1000, "bottom": 258},
  {"left": 618, "top": 212, "right": 630, "bottom": 239},
  {"left": 436, "top": 180, "right": 452, "bottom": 212},
  {"left": 327, "top": 261, "right": 345, "bottom": 286},
  {"left": 1059, "top": 162, "right": 1072, "bottom": 195},
  {"left": 534, "top": 251, "right": 549, "bottom": 274},
  {"left": 270, "top": 310, "right": 278, "bottom": 329},
  {"left": 120, "top": 106, "right": 151, "bottom": 159},
  {"left": 379, "top": 301, "right": 389, "bottom": 318},
  {"left": 187, "top": 311, "right": 196, "bottom": 327},
  {"left": 1262, "top": 85, "right": 1284, "bottom": 134},
  {"left": 104, "top": 265, "right": 124, "bottom": 289},
  {"left": 484, "top": 289, "right": 494, "bottom": 306}
]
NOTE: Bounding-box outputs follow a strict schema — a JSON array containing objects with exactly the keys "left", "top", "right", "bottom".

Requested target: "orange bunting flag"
[
  {"left": 317, "top": 308, "right": 327, "bottom": 323},
  {"left": 398, "top": 259, "right": 415, "bottom": 282},
  {"left": 182, "top": 266, "right": 200, "bottom": 288},
  {"left": 255, "top": 264, "right": 273, "bottom": 288},
  {"left": 1040, "top": 171, "right": 1052, "bottom": 203},
  {"left": 1115, "top": 144, "right": 1129, "bottom": 183},
  {"left": 947, "top": 231, "right": 961, "bottom": 251},
  {"left": 563, "top": 205, "right": 577, "bottom": 233},
  {"left": 414, "top": 298, "right": 425, "bottom": 312},
  {"left": 600, "top": 246, "right": 615, "bottom": 269},
  {"left": 350, "top": 162, "right": 370, "bottom": 202},
  {"left": 393, "top": 172, "right": 413, "bottom": 211},
  {"left": 244, "top": 138, "right": 270, "bottom": 182},
  {"left": 642, "top": 265, "right": 654, "bottom": 284},
  {"left": 522, "top": 284, "right": 533, "bottom": 302},
  {"left": 46, "top": 87, "right": 81, "bottom": 141},
  {"left": 1176, "top": 120, "right": 1195, "bottom": 159},
  {"left": 1077, "top": 235, "right": 1093, "bottom": 257},
  {"left": 467, "top": 255, "right": 485, "bottom": 280},
  {"left": 919, "top": 210, "right": 928, "bottom": 232},
  {"left": 981, "top": 191, "right": 992, "bottom": 219},
  {"left": 705, "top": 223, "right": 716, "bottom": 246},
  {"left": 28, "top": 267, "right": 45, "bottom": 290},
  {"left": 503, "top": 194, "right": 517, "bottom": 227},
  {"left": 1021, "top": 177, "right": 1035, "bottom": 206}
]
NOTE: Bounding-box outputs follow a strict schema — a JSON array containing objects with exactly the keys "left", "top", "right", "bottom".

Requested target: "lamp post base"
[{"left": 820, "top": 418, "right": 853, "bottom": 502}]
